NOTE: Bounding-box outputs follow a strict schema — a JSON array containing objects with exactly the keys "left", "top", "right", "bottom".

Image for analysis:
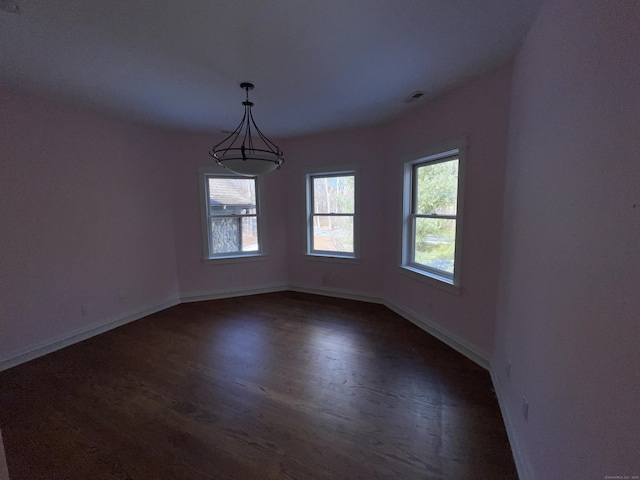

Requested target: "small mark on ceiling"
[
  {"left": 0, "top": 0, "right": 19, "bottom": 14},
  {"left": 404, "top": 91, "right": 425, "bottom": 103}
]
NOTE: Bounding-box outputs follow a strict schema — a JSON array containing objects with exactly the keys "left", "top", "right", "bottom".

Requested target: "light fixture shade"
[
  {"left": 216, "top": 153, "right": 282, "bottom": 176},
  {"left": 210, "top": 83, "right": 284, "bottom": 176}
]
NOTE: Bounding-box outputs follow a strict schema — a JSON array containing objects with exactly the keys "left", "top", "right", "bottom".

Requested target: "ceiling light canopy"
[{"left": 210, "top": 83, "right": 284, "bottom": 176}]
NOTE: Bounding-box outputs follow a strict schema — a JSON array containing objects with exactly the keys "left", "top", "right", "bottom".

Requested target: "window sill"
[
  {"left": 305, "top": 253, "right": 360, "bottom": 265},
  {"left": 399, "top": 265, "right": 460, "bottom": 294},
  {"left": 203, "top": 254, "right": 268, "bottom": 265}
]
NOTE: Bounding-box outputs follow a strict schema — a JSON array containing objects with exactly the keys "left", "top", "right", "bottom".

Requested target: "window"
[
  {"left": 200, "top": 173, "right": 263, "bottom": 259},
  {"left": 307, "top": 171, "right": 357, "bottom": 258},
  {"left": 402, "top": 139, "right": 466, "bottom": 287}
]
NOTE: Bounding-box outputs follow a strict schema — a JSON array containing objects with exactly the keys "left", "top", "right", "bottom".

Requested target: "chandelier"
[{"left": 210, "top": 82, "right": 284, "bottom": 176}]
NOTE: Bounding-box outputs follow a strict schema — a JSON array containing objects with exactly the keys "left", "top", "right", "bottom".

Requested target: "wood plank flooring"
[{"left": 0, "top": 292, "right": 517, "bottom": 479}]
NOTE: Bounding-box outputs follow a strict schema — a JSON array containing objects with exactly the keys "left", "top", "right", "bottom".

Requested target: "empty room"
[{"left": 0, "top": 1, "right": 638, "bottom": 479}]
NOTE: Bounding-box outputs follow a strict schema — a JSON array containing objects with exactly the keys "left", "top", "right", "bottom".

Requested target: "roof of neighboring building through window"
[{"left": 208, "top": 178, "right": 255, "bottom": 207}]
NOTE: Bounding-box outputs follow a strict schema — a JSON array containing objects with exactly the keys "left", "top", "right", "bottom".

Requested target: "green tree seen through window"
[{"left": 414, "top": 159, "right": 459, "bottom": 272}]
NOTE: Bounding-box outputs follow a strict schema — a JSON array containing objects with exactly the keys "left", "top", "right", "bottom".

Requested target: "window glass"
[
  {"left": 312, "top": 216, "right": 354, "bottom": 253},
  {"left": 312, "top": 176, "right": 355, "bottom": 213},
  {"left": 415, "top": 160, "right": 459, "bottom": 215},
  {"left": 402, "top": 141, "right": 465, "bottom": 287},
  {"left": 308, "top": 173, "right": 356, "bottom": 257},
  {"left": 413, "top": 217, "right": 456, "bottom": 274},
  {"left": 203, "top": 175, "right": 261, "bottom": 258}
]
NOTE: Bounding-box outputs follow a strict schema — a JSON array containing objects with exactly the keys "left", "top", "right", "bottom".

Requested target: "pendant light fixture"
[{"left": 210, "top": 82, "right": 284, "bottom": 176}]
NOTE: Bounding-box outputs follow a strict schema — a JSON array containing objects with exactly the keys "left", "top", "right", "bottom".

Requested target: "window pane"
[
  {"left": 413, "top": 217, "right": 456, "bottom": 274},
  {"left": 313, "top": 175, "right": 354, "bottom": 214},
  {"left": 312, "top": 215, "right": 353, "bottom": 253},
  {"left": 208, "top": 177, "right": 256, "bottom": 216},
  {"left": 415, "top": 159, "right": 458, "bottom": 215},
  {"left": 209, "top": 217, "right": 242, "bottom": 254},
  {"left": 241, "top": 217, "right": 259, "bottom": 252},
  {"left": 210, "top": 216, "right": 260, "bottom": 254}
]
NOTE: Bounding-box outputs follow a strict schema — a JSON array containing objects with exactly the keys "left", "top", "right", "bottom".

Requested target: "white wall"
[
  {"left": 0, "top": 61, "right": 515, "bottom": 370},
  {"left": 383, "top": 63, "right": 513, "bottom": 360},
  {"left": 0, "top": 89, "right": 180, "bottom": 368},
  {"left": 279, "top": 63, "right": 513, "bottom": 365},
  {"left": 283, "top": 126, "right": 386, "bottom": 298},
  {"left": 168, "top": 130, "right": 289, "bottom": 299},
  {"left": 493, "top": 1, "right": 640, "bottom": 478}
]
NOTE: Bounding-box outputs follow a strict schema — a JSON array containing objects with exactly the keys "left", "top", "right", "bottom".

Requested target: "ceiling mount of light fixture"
[{"left": 210, "top": 82, "right": 284, "bottom": 176}]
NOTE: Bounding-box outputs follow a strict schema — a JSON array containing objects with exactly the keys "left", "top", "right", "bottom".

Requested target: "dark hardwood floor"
[{"left": 0, "top": 292, "right": 517, "bottom": 479}]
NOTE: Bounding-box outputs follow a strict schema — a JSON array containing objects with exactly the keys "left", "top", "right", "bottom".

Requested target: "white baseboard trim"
[
  {"left": 1, "top": 285, "right": 490, "bottom": 377},
  {"left": 490, "top": 367, "right": 533, "bottom": 480},
  {"left": 0, "top": 428, "right": 9, "bottom": 480},
  {"left": 0, "top": 284, "right": 516, "bottom": 480},
  {"left": 287, "top": 284, "right": 489, "bottom": 369},
  {"left": 288, "top": 284, "right": 384, "bottom": 305},
  {"left": 383, "top": 300, "right": 490, "bottom": 370},
  {"left": 0, "top": 297, "right": 180, "bottom": 373},
  {"left": 180, "top": 283, "right": 289, "bottom": 303}
]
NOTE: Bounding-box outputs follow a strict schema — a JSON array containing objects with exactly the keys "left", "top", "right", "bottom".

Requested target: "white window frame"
[
  {"left": 401, "top": 138, "right": 466, "bottom": 291},
  {"left": 199, "top": 167, "right": 266, "bottom": 263},
  {"left": 306, "top": 168, "right": 359, "bottom": 260}
]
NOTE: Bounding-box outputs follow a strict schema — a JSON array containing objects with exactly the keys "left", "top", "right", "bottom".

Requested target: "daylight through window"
[
  {"left": 403, "top": 140, "right": 465, "bottom": 287},
  {"left": 307, "top": 172, "right": 356, "bottom": 257},
  {"left": 204, "top": 175, "right": 261, "bottom": 258}
]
